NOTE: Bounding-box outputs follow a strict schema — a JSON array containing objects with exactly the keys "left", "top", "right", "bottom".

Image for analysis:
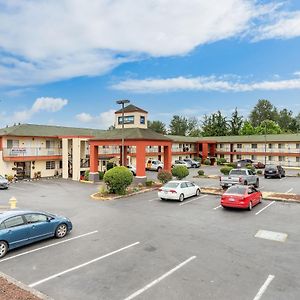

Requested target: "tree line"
[{"left": 148, "top": 99, "right": 300, "bottom": 137}]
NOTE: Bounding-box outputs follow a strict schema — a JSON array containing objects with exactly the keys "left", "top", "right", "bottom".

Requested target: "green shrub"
[
  {"left": 217, "top": 158, "right": 227, "bottom": 165},
  {"left": 193, "top": 157, "right": 202, "bottom": 162},
  {"left": 226, "top": 162, "right": 237, "bottom": 168},
  {"left": 297, "top": 173, "right": 300, "bottom": 177},
  {"left": 246, "top": 164, "right": 256, "bottom": 173},
  {"left": 171, "top": 165, "right": 189, "bottom": 180},
  {"left": 157, "top": 170, "right": 173, "bottom": 184},
  {"left": 198, "top": 169, "right": 205, "bottom": 176},
  {"left": 204, "top": 158, "right": 211, "bottom": 165},
  {"left": 84, "top": 170, "right": 90, "bottom": 181},
  {"left": 103, "top": 166, "right": 133, "bottom": 195},
  {"left": 256, "top": 170, "right": 262, "bottom": 175},
  {"left": 98, "top": 171, "right": 105, "bottom": 180},
  {"left": 220, "top": 166, "right": 233, "bottom": 175},
  {"left": 145, "top": 180, "right": 154, "bottom": 187}
]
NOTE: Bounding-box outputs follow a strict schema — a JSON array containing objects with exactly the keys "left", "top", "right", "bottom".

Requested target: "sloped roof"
[
  {"left": 91, "top": 128, "right": 171, "bottom": 141},
  {"left": 115, "top": 104, "right": 148, "bottom": 114},
  {"left": 0, "top": 124, "right": 105, "bottom": 137}
]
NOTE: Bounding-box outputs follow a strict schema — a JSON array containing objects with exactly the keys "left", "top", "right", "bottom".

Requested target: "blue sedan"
[{"left": 0, "top": 210, "right": 72, "bottom": 258}]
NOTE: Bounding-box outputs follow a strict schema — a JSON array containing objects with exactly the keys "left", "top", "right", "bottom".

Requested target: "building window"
[
  {"left": 296, "top": 144, "right": 300, "bottom": 149},
  {"left": 268, "top": 156, "right": 273, "bottom": 161},
  {"left": 220, "top": 154, "right": 225, "bottom": 158},
  {"left": 236, "top": 155, "right": 242, "bottom": 159},
  {"left": 46, "top": 140, "right": 55, "bottom": 149},
  {"left": 251, "top": 155, "right": 257, "bottom": 160},
  {"left": 7, "top": 139, "right": 19, "bottom": 148},
  {"left": 118, "top": 115, "right": 134, "bottom": 125},
  {"left": 268, "top": 144, "right": 273, "bottom": 149},
  {"left": 46, "top": 161, "right": 55, "bottom": 170},
  {"left": 296, "top": 157, "right": 300, "bottom": 163},
  {"left": 278, "top": 143, "right": 285, "bottom": 149},
  {"left": 140, "top": 116, "right": 145, "bottom": 124},
  {"left": 278, "top": 156, "right": 285, "bottom": 162},
  {"left": 237, "top": 144, "right": 242, "bottom": 149},
  {"left": 251, "top": 144, "right": 257, "bottom": 149},
  {"left": 219, "top": 144, "right": 224, "bottom": 149},
  {"left": 59, "top": 160, "right": 63, "bottom": 169}
]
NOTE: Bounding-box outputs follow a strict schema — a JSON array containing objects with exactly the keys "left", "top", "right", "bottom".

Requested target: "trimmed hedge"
[
  {"left": 246, "top": 164, "right": 256, "bottom": 173},
  {"left": 145, "top": 180, "right": 154, "bottom": 187},
  {"left": 103, "top": 166, "right": 133, "bottom": 195},
  {"left": 198, "top": 169, "right": 205, "bottom": 176},
  {"left": 157, "top": 171, "right": 173, "bottom": 184},
  {"left": 204, "top": 158, "right": 211, "bottom": 165},
  {"left": 217, "top": 158, "right": 227, "bottom": 165},
  {"left": 220, "top": 166, "right": 233, "bottom": 175},
  {"left": 84, "top": 170, "right": 105, "bottom": 181},
  {"left": 171, "top": 165, "right": 189, "bottom": 180}
]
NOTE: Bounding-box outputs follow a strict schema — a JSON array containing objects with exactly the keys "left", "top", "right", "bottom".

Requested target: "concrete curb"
[
  {"left": 0, "top": 271, "right": 53, "bottom": 300},
  {"left": 91, "top": 187, "right": 158, "bottom": 200},
  {"left": 200, "top": 187, "right": 300, "bottom": 204}
]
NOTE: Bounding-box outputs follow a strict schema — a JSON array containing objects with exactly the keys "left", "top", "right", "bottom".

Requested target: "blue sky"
[{"left": 0, "top": 0, "right": 300, "bottom": 129}]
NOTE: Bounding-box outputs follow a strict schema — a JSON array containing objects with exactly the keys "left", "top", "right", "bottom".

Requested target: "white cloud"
[
  {"left": 75, "top": 109, "right": 115, "bottom": 129},
  {"left": 13, "top": 97, "right": 68, "bottom": 122},
  {"left": 111, "top": 74, "right": 300, "bottom": 93},
  {"left": 0, "top": 0, "right": 276, "bottom": 87},
  {"left": 254, "top": 11, "right": 300, "bottom": 41}
]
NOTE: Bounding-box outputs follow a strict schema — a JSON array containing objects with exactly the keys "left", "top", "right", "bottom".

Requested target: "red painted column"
[
  {"left": 163, "top": 144, "right": 172, "bottom": 172},
  {"left": 202, "top": 143, "right": 208, "bottom": 162},
  {"left": 210, "top": 143, "right": 216, "bottom": 157},
  {"left": 90, "top": 144, "right": 99, "bottom": 172},
  {"left": 136, "top": 142, "right": 146, "bottom": 177}
]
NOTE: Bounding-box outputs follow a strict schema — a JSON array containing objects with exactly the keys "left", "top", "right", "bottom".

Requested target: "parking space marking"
[
  {"left": 0, "top": 231, "right": 98, "bottom": 263},
  {"left": 123, "top": 256, "right": 196, "bottom": 300},
  {"left": 253, "top": 275, "right": 275, "bottom": 300},
  {"left": 29, "top": 241, "right": 140, "bottom": 288},
  {"left": 148, "top": 198, "right": 159, "bottom": 202},
  {"left": 213, "top": 205, "right": 222, "bottom": 210},
  {"left": 285, "top": 188, "right": 293, "bottom": 193},
  {"left": 179, "top": 195, "right": 207, "bottom": 206},
  {"left": 255, "top": 201, "right": 275, "bottom": 216}
]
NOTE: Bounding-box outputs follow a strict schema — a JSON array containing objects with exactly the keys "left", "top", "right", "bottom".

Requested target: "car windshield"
[
  {"left": 265, "top": 166, "right": 276, "bottom": 170},
  {"left": 225, "top": 186, "right": 246, "bottom": 195},
  {"left": 230, "top": 170, "right": 247, "bottom": 175},
  {"left": 0, "top": 175, "right": 4, "bottom": 179},
  {"left": 163, "top": 182, "right": 180, "bottom": 188}
]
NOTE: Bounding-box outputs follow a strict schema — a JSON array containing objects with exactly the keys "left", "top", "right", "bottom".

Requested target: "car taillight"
[
  {"left": 239, "top": 177, "right": 243, "bottom": 182},
  {"left": 169, "top": 189, "right": 177, "bottom": 193},
  {"left": 158, "top": 188, "right": 162, "bottom": 192}
]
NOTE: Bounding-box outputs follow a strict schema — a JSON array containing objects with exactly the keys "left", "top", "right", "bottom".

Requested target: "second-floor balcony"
[{"left": 2, "top": 147, "right": 62, "bottom": 158}]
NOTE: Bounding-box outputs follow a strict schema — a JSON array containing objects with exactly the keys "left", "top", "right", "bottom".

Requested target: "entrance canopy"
[{"left": 89, "top": 128, "right": 172, "bottom": 180}]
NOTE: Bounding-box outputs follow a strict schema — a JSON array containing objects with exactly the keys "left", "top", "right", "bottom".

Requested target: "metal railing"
[{"left": 3, "top": 147, "right": 62, "bottom": 157}]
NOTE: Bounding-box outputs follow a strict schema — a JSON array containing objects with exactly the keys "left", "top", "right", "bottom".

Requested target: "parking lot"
[{"left": 0, "top": 177, "right": 300, "bottom": 300}]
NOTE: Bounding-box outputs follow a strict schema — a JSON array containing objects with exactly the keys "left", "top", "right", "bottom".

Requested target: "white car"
[
  {"left": 172, "top": 160, "right": 191, "bottom": 168},
  {"left": 146, "top": 159, "right": 164, "bottom": 172},
  {"left": 158, "top": 180, "right": 201, "bottom": 202},
  {"left": 127, "top": 165, "right": 136, "bottom": 176}
]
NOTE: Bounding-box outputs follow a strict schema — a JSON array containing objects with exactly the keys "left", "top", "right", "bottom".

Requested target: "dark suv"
[
  {"left": 236, "top": 159, "right": 253, "bottom": 168},
  {"left": 264, "top": 165, "right": 285, "bottom": 179}
]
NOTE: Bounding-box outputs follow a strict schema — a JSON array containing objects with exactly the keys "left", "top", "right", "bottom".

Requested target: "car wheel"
[
  {"left": 195, "top": 189, "right": 200, "bottom": 196},
  {"left": 157, "top": 167, "right": 162, "bottom": 172},
  {"left": 258, "top": 196, "right": 262, "bottom": 204},
  {"left": 255, "top": 179, "right": 259, "bottom": 188},
  {"left": 193, "top": 164, "right": 197, "bottom": 168},
  {"left": 278, "top": 174, "right": 282, "bottom": 179},
  {"left": 248, "top": 201, "right": 253, "bottom": 211},
  {"left": 244, "top": 181, "right": 248, "bottom": 186},
  {"left": 0, "top": 241, "right": 8, "bottom": 258},
  {"left": 160, "top": 198, "right": 165, "bottom": 200},
  {"left": 179, "top": 193, "right": 184, "bottom": 202},
  {"left": 55, "top": 223, "right": 68, "bottom": 238}
]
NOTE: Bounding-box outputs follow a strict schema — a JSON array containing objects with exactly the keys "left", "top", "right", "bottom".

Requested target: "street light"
[{"left": 116, "top": 99, "right": 130, "bottom": 166}]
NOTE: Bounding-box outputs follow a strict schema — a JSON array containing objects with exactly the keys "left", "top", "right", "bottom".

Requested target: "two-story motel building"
[{"left": 0, "top": 104, "right": 299, "bottom": 181}]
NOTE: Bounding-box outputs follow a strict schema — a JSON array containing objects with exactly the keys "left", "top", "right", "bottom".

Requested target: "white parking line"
[
  {"left": 255, "top": 201, "right": 275, "bottom": 216},
  {"left": 0, "top": 231, "right": 98, "bottom": 263},
  {"left": 179, "top": 195, "right": 207, "bottom": 206},
  {"left": 285, "top": 188, "right": 294, "bottom": 193},
  {"left": 148, "top": 198, "right": 159, "bottom": 202},
  {"left": 123, "top": 256, "right": 196, "bottom": 300},
  {"left": 253, "top": 275, "right": 275, "bottom": 300},
  {"left": 213, "top": 205, "right": 222, "bottom": 210},
  {"left": 29, "top": 241, "right": 140, "bottom": 287}
]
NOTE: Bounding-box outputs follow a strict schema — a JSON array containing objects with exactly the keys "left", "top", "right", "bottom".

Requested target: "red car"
[{"left": 221, "top": 185, "right": 262, "bottom": 210}]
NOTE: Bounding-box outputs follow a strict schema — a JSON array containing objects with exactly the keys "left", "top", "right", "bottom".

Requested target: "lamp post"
[
  {"left": 116, "top": 99, "right": 130, "bottom": 166},
  {"left": 264, "top": 122, "right": 267, "bottom": 166}
]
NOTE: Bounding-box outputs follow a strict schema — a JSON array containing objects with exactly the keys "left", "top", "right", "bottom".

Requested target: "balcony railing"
[{"left": 3, "top": 147, "right": 62, "bottom": 157}]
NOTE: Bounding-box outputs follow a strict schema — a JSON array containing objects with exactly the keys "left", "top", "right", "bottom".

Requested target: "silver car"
[{"left": 0, "top": 175, "right": 9, "bottom": 189}]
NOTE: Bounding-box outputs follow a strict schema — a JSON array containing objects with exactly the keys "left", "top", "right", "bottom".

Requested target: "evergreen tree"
[
  {"left": 229, "top": 108, "right": 243, "bottom": 135},
  {"left": 249, "top": 99, "right": 278, "bottom": 127}
]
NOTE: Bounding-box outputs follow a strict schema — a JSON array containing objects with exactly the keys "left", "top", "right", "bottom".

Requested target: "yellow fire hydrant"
[{"left": 9, "top": 197, "right": 17, "bottom": 209}]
